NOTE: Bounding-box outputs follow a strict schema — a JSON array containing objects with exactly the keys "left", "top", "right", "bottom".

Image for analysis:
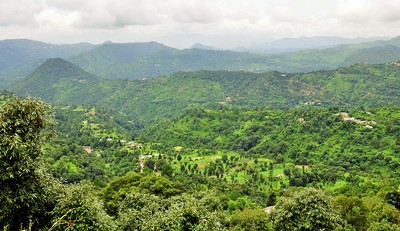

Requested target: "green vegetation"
[
  {"left": 1, "top": 96, "right": 400, "bottom": 230},
  {"left": 4, "top": 45, "right": 400, "bottom": 231},
  {"left": 0, "top": 97, "right": 57, "bottom": 229},
  {"left": 10, "top": 58, "right": 400, "bottom": 123},
  {"left": 270, "top": 188, "right": 342, "bottom": 230}
]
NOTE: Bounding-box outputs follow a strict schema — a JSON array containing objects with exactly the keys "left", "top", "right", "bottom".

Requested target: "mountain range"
[
  {"left": 1, "top": 36, "right": 400, "bottom": 87},
  {"left": 233, "top": 36, "right": 389, "bottom": 53}
]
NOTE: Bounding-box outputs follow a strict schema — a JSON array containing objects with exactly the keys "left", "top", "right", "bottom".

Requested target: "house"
[
  {"left": 264, "top": 206, "right": 275, "bottom": 213},
  {"left": 83, "top": 146, "right": 93, "bottom": 154}
]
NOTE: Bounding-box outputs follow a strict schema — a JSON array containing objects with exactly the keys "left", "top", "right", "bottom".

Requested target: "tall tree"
[
  {"left": 0, "top": 97, "right": 56, "bottom": 230},
  {"left": 270, "top": 187, "right": 343, "bottom": 231}
]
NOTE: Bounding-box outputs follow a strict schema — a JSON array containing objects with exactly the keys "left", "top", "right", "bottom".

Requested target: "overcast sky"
[{"left": 1, "top": 0, "right": 400, "bottom": 48}]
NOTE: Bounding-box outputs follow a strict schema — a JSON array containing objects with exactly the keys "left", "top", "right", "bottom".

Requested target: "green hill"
[
  {"left": 10, "top": 58, "right": 112, "bottom": 105},
  {"left": 0, "top": 39, "right": 97, "bottom": 86},
  {"left": 139, "top": 106, "right": 400, "bottom": 186},
  {"left": 10, "top": 58, "right": 400, "bottom": 123}
]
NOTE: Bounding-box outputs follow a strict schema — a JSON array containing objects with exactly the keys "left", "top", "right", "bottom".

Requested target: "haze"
[{"left": 1, "top": 0, "right": 400, "bottom": 49}]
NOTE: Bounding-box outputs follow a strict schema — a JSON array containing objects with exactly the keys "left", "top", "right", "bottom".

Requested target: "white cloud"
[
  {"left": 0, "top": 0, "right": 43, "bottom": 26},
  {"left": 0, "top": 0, "right": 400, "bottom": 48}
]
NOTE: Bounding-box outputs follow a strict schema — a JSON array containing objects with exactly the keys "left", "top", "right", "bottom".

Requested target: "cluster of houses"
[
  {"left": 335, "top": 112, "right": 377, "bottom": 129},
  {"left": 72, "top": 78, "right": 87, "bottom": 83},
  {"left": 83, "top": 140, "right": 144, "bottom": 155},
  {"left": 389, "top": 61, "right": 400, "bottom": 67}
]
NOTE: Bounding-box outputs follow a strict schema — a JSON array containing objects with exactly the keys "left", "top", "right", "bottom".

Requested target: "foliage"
[
  {"left": 0, "top": 97, "right": 56, "bottom": 230},
  {"left": 50, "top": 182, "right": 116, "bottom": 231},
  {"left": 102, "top": 171, "right": 184, "bottom": 216},
  {"left": 43, "top": 104, "right": 141, "bottom": 183},
  {"left": 367, "top": 220, "right": 400, "bottom": 231},
  {"left": 270, "top": 187, "right": 343, "bottom": 231},
  {"left": 117, "top": 191, "right": 228, "bottom": 231},
  {"left": 362, "top": 196, "right": 400, "bottom": 225},
  {"left": 229, "top": 208, "right": 272, "bottom": 231},
  {"left": 333, "top": 195, "right": 370, "bottom": 230},
  {"left": 139, "top": 106, "right": 400, "bottom": 191}
]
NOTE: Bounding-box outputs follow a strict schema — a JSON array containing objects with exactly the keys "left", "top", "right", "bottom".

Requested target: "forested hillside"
[
  {"left": 141, "top": 106, "right": 400, "bottom": 188},
  {"left": 10, "top": 58, "right": 400, "bottom": 122},
  {"left": 2, "top": 95, "right": 400, "bottom": 230}
]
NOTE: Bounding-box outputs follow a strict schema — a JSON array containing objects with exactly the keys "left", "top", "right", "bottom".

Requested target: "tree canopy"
[{"left": 0, "top": 97, "right": 56, "bottom": 229}]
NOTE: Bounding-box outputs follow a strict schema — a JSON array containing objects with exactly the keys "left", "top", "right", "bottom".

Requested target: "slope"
[
  {"left": 10, "top": 58, "right": 112, "bottom": 105},
  {"left": 9, "top": 58, "right": 400, "bottom": 123},
  {"left": 139, "top": 106, "right": 400, "bottom": 186},
  {"left": 0, "top": 39, "right": 97, "bottom": 87},
  {"left": 68, "top": 41, "right": 178, "bottom": 77}
]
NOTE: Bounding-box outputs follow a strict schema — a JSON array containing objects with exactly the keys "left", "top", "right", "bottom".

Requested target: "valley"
[{"left": 2, "top": 37, "right": 400, "bottom": 230}]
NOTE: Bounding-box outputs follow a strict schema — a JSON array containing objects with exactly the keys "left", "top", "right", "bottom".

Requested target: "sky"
[{"left": 1, "top": 0, "right": 400, "bottom": 49}]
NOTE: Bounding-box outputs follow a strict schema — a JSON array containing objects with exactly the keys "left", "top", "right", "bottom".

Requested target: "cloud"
[
  {"left": 1, "top": 0, "right": 400, "bottom": 48},
  {"left": 0, "top": 0, "right": 43, "bottom": 26},
  {"left": 39, "top": 0, "right": 267, "bottom": 28},
  {"left": 336, "top": 0, "right": 400, "bottom": 23},
  {"left": 40, "top": 0, "right": 228, "bottom": 28}
]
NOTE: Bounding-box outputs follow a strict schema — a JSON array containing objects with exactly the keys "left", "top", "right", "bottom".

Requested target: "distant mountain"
[
  {"left": 235, "top": 36, "right": 389, "bottom": 53},
  {"left": 68, "top": 41, "right": 178, "bottom": 76},
  {"left": 65, "top": 36, "right": 400, "bottom": 80},
  {"left": 75, "top": 48, "right": 269, "bottom": 79},
  {"left": 190, "top": 43, "right": 221, "bottom": 50},
  {"left": 0, "top": 39, "right": 97, "bottom": 87},
  {"left": 10, "top": 58, "right": 109, "bottom": 104},
  {"left": 3, "top": 36, "right": 400, "bottom": 87},
  {"left": 9, "top": 58, "right": 400, "bottom": 123},
  {"left": 0, "top": 39, "right": 96, "bottom": 70}
]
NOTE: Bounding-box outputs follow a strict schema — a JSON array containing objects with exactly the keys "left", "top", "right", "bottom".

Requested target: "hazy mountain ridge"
[
  {"left": 2, "top": 36, "right": 400, "bottom": 87},
  {"left": 68, "top": 35, "right": 400, "bottom": 79},
  {"left": 234, "top": 36, "right": 390, "bottom": 53},
  {"left": 0, "top": 39, "right": 96, "bottom": 69},
  {"left": 0, "top": 39, "right": 98, "bottom": 86}
]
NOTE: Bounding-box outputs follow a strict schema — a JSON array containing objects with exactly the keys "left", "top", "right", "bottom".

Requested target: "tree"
[
  {"left": 161, "top": 163, "right": 174, "bottom": 177},
  {"left": 270, "top": 187, "right": 343, "bottom": 231},
  {"left": 117, "top": 191, "right": 228, "bottom": 231},
  {"left": 229, "top": 208, "right": 272, "bottom": 231},
  {"left": 0, "top": 97, "right": 56, "bottom": 230},
  {"left": 385, "top": 190, "right": 400, "bottom": 210},
  {"left": 50, "top": 183, "right": 116, "bottom": 231},
  {"left": 102, "top": 172, "right": 183, "bottom": 216},
  {"left": 333, "top": 195, "right": 370, "bottom": 231},
  {"left": 367, "top": 221, "right": 400, "bottom": 231}
]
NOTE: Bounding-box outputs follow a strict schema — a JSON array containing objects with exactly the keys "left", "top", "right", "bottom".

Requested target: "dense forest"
[{"left": 1, "top": 92, "right": 400, "bottom": 230}]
